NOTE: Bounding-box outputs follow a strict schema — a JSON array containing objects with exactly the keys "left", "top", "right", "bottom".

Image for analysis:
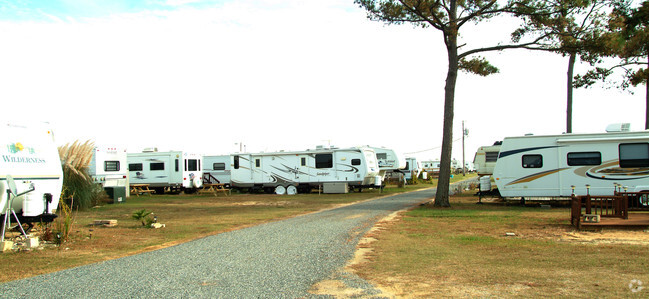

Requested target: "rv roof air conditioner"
[
  {"left": 605, "top": 123, "right": 630, "bottom": 132},
  {"left": 143, "top": 147, "right": 158, "bottom": 153}
]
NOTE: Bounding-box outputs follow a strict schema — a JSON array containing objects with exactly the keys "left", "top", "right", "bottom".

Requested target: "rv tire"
[
  {"left": 286, "top": 185, "right": 297, "bottom": 195},
  {"left": 275, "top": 185, "right": 286, "bottom": 195}
]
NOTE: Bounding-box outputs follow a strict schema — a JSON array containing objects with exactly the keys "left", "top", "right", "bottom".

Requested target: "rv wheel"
[
  {"left": 286, "top": 185, "right": 297, "bottom": 195},
  {"left": 638, "top": 193, "right": 649, "bottom": 207},
  {"left": 275, "top": 185, "right": 286, "bottom": 195}
]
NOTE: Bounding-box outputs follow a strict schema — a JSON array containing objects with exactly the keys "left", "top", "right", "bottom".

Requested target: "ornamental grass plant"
[{"left": 58, "top": 140, "right": 104, "bottom": 210}]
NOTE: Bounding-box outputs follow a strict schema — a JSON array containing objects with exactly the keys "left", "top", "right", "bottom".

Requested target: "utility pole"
[{"left": 462, "top": 121, "right": 468, "bottom": 176}]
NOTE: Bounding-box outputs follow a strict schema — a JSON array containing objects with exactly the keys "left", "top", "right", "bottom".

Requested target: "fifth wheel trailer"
[
  {"left": 492, "top": 129, "right": 649, "bottom": 201},
  {"left": 473, "top": 142, "right": 502, "bottom": 177},
  {"left": 230, "top": 146, "right": 381, "bottom": 194},
  {"left": 370, "top": 147, "right": 406, "bottom": 181}
]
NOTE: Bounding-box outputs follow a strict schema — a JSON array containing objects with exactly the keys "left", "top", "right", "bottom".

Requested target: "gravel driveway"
[{"left": 0, "top": 188, "right": 440, "bottom": 298}]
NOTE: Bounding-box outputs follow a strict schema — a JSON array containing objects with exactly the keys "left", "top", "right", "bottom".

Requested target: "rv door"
[{"left": 295, "top": 155, "right": 305, "bottom": 182}]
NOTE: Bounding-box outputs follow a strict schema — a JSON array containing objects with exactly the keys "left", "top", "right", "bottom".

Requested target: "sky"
[{"left": 0, "top": 0, "right": 644, "bottom": 164}]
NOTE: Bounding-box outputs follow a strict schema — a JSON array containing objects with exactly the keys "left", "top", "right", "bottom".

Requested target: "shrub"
[
  {"left": 132, "top": 209, "right": 154, "bottom": 227},
  {"left": 58, "top": 140, "right": 104, "bottom": 209},
  {"left": 54, "top": 197, "right": 75, "bottom": 245}
]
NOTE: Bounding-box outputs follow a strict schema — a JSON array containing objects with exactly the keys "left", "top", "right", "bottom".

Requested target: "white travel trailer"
[
  {"left": 473, "top": 142, "right": 502, "bottom": 176},
  {"left": 465, "top": 162, "right": 475, "bottom": 172},
  {"left": 202, "top": 155, "right": 231, "bottom": 187},
  {"left": 421, "top": 160, "right": 440, "bottom": 172},
  {"left": 230, "top": 146, "right": 381, "bottom": 194},
  {"left": 89, "top": 146, "right": 128, "bottom": 195},
  {"left": 1, "top": 122, "right": 63, "bottom": 228},
  {"left": 493, "top": 130, "right": 649, "bottom": 200},
  {"left": 370, "top": 147, "right": 406, "bottom": 181},
  {"left": 127, "top": 150, "right": 203, "bottom": 194},
  {"left": 402, "top": 157, "right": 422, "bottom": 180}
]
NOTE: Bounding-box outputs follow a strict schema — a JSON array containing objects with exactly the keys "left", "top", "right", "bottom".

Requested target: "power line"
[{"left": 404, "top": 137, "right": 462, "bottom": 155}]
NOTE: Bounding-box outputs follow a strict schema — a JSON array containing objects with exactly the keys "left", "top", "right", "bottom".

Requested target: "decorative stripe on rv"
[
  {"left": 505, "top": 168, "right": 570, "bottom": 186},
  {"left": 584, "top": 172, "right": 649, "bottom": 181},
  {"left": 498, "top": 146, "right": 562, "bottom": 159}
]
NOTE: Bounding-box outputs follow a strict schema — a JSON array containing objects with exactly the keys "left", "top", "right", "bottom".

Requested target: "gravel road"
[{"left": 0, "top": 187, "right": 451, "bottom": 298}]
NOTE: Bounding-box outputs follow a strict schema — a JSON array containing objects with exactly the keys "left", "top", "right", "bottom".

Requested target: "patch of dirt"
[
  {"left": 229, "top": 201, "right": 293, "bottom": 206},
  {"left": 560, "top": 230, "right": 649, "bottom": 245},
  {"left": 309, "top": 280, "right": 367, "bottom": 297}
]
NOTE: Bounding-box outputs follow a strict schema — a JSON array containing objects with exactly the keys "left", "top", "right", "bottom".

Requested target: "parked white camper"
[
  {"left": 230, "top": 146, "right": 381, "bottom": 194},
  {"left": 421, "top": 160, "right": 440, "bottom": 173},
  {"left": 1, "top": 122, "right": 63, "bottom": 227},
  {"left": 465, "top": 162, "right": 475, "bottom": 172},
  {"left": 127, "top": 150, "right": 203, "bottom": 194},
  {"left": 370, "top": 147, "right": 406, "bottom": 181},
  {"left": 493, "top": 130, "right": 649, "bottom": 199},
  {"left": 473, "top": 142, "right": 501, "bottom": 177},
  {"left": 202, "top": 155, "right": 231, "bottom": 187},
  {"left": 403, "top": 157, "right": 422, "bottom": 180},
  {"left": 89, "top": 146, "right": 128, "bottom": 196}
]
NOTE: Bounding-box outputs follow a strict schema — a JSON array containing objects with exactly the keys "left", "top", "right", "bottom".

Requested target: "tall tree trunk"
[
  {"left": 567, "top": 52, "right": 576, "bottom": 134},
  {"left": 434, "top": 0, "right": 458, "bottom": 208}
]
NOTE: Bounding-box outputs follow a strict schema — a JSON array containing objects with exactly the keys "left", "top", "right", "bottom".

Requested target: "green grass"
[{"left": 354, "top": 192, "right": 649, "bottom": 298}]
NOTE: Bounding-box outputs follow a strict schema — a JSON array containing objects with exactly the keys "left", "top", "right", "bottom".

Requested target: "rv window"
[
  {"left": 150, "top": 162, "right": 165, "bottom": 171},
  {"left": 315, "top": 154, "right": 333, "bottom": 169},
  {"left": 187, "top": 159, "right": 198, "bottom": 171},
  {"left": 234, "top": 156, "right": 240, "bottom": 169},
  {"left": 301, "top": 157, "right": 306, "bottom": 166},
  {"left": 485, "top": 152, "right": 499, "bottom": 162},
  {"left": 522, "top": 155, "right": 543, "bottom": 168},
  {"left": 619, "top": 143, "right": 649, "bottom": 168},
  {"left": 377, "top": 153, "right": 387, "bottom": 160},
  {"left": 129, "top": 163, "right": 143, "bottom": 171},
  {"left": 175, "top": 159, "right": 179, "bottom": 172},
  {"left": 404, "top": 162, "right": 410, "bottom": 171},
  {"left": 352, "top": 159, "right": 361, "bottom": 166},
  {"left": 255, "top": 159, "right": 260, "bottom": 167},
  {"left": 213, "top": 163, "right": 226, "bottom": 171},
  {"left": 567, "top": 152, "right": 601, "bottom": 166},
  {"left": 104, "top": 161, "right": 120, "bottom": 172}
]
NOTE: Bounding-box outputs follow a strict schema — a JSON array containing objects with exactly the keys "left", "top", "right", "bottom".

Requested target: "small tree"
[
  {"left": 355, "top": 0, "right": 560, "bottom": 207},
  {"left": 132, "top": 209, "right": 154, "bottom": 227}
]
